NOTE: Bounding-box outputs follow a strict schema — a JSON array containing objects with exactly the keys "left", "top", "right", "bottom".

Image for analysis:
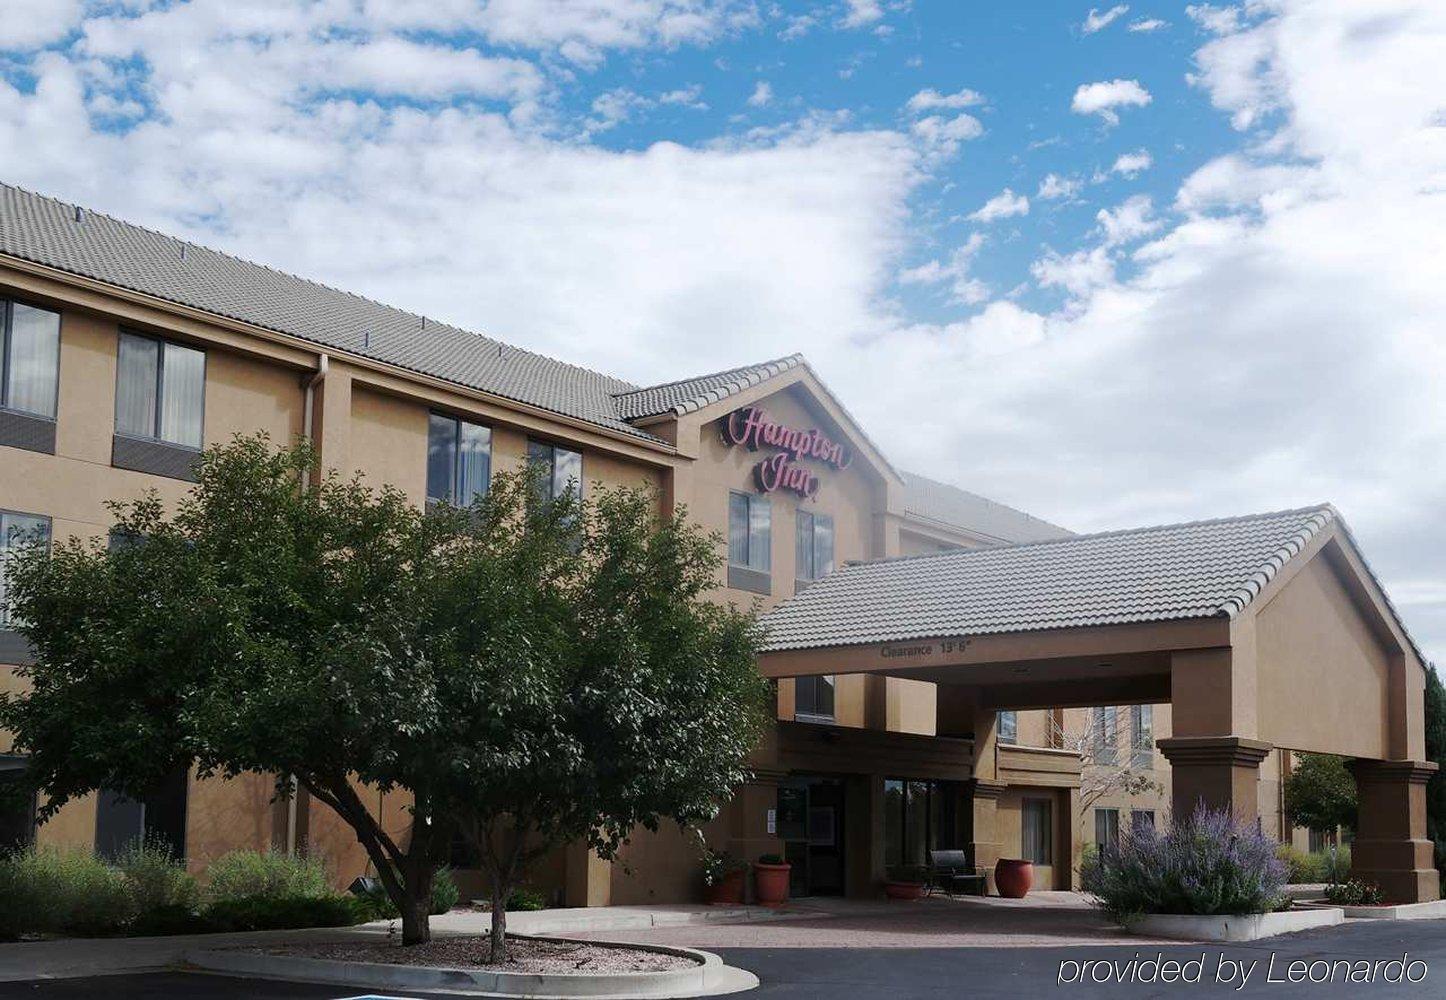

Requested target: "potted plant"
[
  {"left": 994, "top": 858, "right": 1034, "bottom": 899},
  {"left": 883, "top": 864, "right": 929, "bottom": 900},
  {"left": 753, "top": 853, "right": 792, "bottom": 906},
  {"left": 693, "top": 829, "right": 748, "bottom": 905}
]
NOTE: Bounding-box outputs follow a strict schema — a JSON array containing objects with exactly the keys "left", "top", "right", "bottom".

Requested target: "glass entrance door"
[{"left": 778, "top": 777, "right": 846, "bottom": 896}]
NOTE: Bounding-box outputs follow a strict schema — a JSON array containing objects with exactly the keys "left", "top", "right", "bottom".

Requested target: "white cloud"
[
  {"left": 908, "top": 113, "right": 984, "bottom": 159},
  {"left": 1128, "top": 18, "right": 1169, "bottom": 32},
  {"left": 747, "top": 80, "right": 773, "bottom": 107},
  {"left": 0, "top": 0, "right": 81, "bottom": 48},
  {"left": 587, "top": 87, "right": 653, "bottom": 133},
  {"left": 1186, "top": 4, "right": 1243, "bottom": 35},
  {"left": 1095, "top": 194, "right": 1160, "bottom": 245},
  {"left": 898, "top": 232, "right": 989, "bottom": 304},
  {"left": 904, "top": 87, "right": 985, "bottom": 115},
  {"left": 1037, "top": 173, "right": 1083, "bottom": 200},
  {"left": 658, "top": 84, "right": 708, "bottom": 109},
  {"left": 969, "top": 188, "right": 1030, "bottom": 223},
  {"left": 1071, "top": 78, "right": 1153, "bottom": 125},
  {"left": 1083, "top": 5, "right": 1130, "bottom": 35},
  {"left": 1030, "top": 245, "right": 1115, "bottom": 297},
  {"left": 838, "top": 0, "right": 884, "bottom": 30},
  {"left": 1111, "top": 149, "right": 1153, "bottom": 177}
]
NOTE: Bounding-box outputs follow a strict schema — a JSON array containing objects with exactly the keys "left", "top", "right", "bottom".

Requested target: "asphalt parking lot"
[{"left": 1, "top": 919, "right": 1443, "bottom": 999}]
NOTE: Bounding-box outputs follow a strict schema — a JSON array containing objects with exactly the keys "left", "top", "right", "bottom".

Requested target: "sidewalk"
[{"left": 0, "top": 901, "right": 819, "bottom": 982}]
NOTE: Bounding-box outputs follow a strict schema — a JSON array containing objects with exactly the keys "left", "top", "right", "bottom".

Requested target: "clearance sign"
[{"left": 721, "top": 406, "right": 852, "bottom": 501}]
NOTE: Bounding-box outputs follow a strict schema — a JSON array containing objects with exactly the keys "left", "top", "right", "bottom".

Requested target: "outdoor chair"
[{"left": 927, "top": 849, "right": 988, "bottom": 897}]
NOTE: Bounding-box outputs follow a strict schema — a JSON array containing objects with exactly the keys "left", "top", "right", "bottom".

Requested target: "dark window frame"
[
  {"left": 427, "top": 411, "right": 493, "bottom": 507},
  {"left": 526, "top": 438, "right": 584, "bottom": 502},
  {"left": 727, "top": 490, "right": 771, "bottom": 594},
  {"left": 114, "top": 329, "right": 207, "bottom": 451},
  {"left": 794, "top": 509, "right": 834, "bottom": 587},
  {"left": 1130, "top": 704, "right": 1154, "bottom": 769},
  {"left": 1094, "top": 807, "right": 1120, "bottom": 849},
  {"left": 794, "top": 675, "right": 836, "bottom": 723},
  {"left": 998, "top": 710, "right": 1018, "bottom": 745},
  {"left": 0, "top": 509, "right": 51, "bottom": 634},
  {"left": 0, "top": 296, "right": 62, "bottom": 420},
  {"left": 1022, "top": 796, "right": 1054, "bottom": 864}
]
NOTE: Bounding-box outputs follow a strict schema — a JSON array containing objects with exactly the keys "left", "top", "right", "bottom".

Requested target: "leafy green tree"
[
  {"left": 1283, "top": 752, "right": 1357, "bottom": 836},
  {"left": 1, "top": 436, "right": 769, "bottom": 957},
  {"left": 1424, "top": 664, "right": 1446, "bottom": 874}
]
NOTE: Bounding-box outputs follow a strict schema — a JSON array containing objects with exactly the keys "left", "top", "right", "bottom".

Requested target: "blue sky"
[{"left": 1, "top": 1, "right": 1446, "bottom": 662}]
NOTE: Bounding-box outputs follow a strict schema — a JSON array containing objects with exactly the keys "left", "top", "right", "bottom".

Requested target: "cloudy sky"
[{"left": 1, "top": 1, "right": 1444, "bottom": 660}]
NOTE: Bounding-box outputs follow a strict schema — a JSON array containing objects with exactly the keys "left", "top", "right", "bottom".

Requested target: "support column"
[
  {"left": 845, "top": 773, "right": 885, "bottom": 899},
  {"left": 1156, "top": 736, "right": 1271, "bottom": 823},
  {"left": 965, "top": 778, "right": 1006, "bottom": 892},
  {"left": 727, "top": 768, "right": 785, "bottom": 901},
  {"left": 1349, "top": 759, "right": 1440, "bottom": 904},
  {"left": 938, "top": 686, "right": 1005, "bottom": 891},
  {"left": 563, "top": 841, "right": 613, "bottom": 907}
]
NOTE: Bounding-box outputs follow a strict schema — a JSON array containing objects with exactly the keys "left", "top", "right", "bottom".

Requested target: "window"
[
  {"left": 0, "top": 760, "right": 34, "bottom": 852},
  {"left": 727, "top": 491, "right": 771, "bottom": 593},
  {"left": 998, "top": 710, "right": 1018, "bottom": 745},
  {"left": 427, "top": 412, "right": 492, "bottom": 506},
  {"left": 794, "top": 675, "right": 835, "bottom": 722},
  {"left": 1131, "top": 809, "right": 1156, "bottom": 834},
  {"left": 94, "top": 768, "right": 188, "bottom": 861},
  {"left": 1, "top": 300, "right": 61, "bottom": 418},
  {"left": 0, "top": 512, "right": 50, "bottom": 629},
  {"left": 1092, "top": 706, "right": 1118, "bottom": 765},
  {"left": 526, "top": 439, "right": 583, "bottom": 501},
  {"left": 1130, "top": 704, "right": 1154, "bottom": 768},
  {"left": 794, "top": 510, "right": 833, "bottom": 585},
  {"left": 1022, "top": 798, "right": 1053, "bottom": 864},
  {"left": 115, "top": 331, "right": 205, "bottom": 449},
  {"left": 1094, "top": 807, "right": 1120, "bottom": 848},
  {"left": 883, "top": 779, "right": 958, "bottom": 868}
]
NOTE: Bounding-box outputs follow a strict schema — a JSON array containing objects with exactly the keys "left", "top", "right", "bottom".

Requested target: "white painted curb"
[
  {"left": 186, "top": 934, "right": 759, "bottom": 998},
  {"left": 1133, "top": 908, "right": 1343, "bottom": 942},
  {"left": 1337, "top": 898, "right": 1446, "bottom": 921}
]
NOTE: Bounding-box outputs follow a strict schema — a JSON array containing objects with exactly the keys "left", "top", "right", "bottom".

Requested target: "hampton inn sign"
[{"left": 722, "top": 406, "right": 853, "bottom": 501}]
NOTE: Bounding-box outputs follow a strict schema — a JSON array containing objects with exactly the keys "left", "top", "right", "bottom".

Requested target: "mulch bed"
[{"left": 255, "top": 934, "right": 699, "bottom": 973}]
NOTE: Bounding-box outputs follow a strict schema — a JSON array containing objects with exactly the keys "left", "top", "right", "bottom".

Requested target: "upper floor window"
[
  {"left": 115, "top": 331, "right": 205, "bottom": 449},
  {"left": 526, "top": 439, "right": 583, "bottom": 501},
  {"left": 1130, "top": 704, "right": 1154, "bottom": 769},
  {"left": 794, "top": 510, "right": 834, "bottom": 586},
  {"left": 998, "top": 710, "right": 1018, "bottom": 745},
  {"left": 427, "top": 412, "right": 491, "bottom": 507},
  {"left": 794, "top": 675, "right": 835, "bottom": 723},
  {"left": 727, "top": 491, "right": 771, "bottom": 595},
  {"left": 1, "top": 300, "right": 61, "bottom": 419},
  {"left": 0, "top": 512, "right": 51, "bottom": 629},
  {"left": 1092, "top": 705, "right": 1118, "bottom": 765}
]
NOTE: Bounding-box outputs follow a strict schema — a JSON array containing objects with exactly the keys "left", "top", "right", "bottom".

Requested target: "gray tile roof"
[
  {"left": 612, "top": 355, "right": 804, "bottom": 419},
  {"left": 899, "top": 471, "right": 1072, "bottom": 544},
  {"left": 0, "top": 183, "right": 656, "bottom": 441},
  {"left": 760, "top": 505, "right": 1339, "bottom": 651}
]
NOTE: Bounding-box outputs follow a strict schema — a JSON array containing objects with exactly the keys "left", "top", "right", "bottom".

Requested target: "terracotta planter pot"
[
  {"left": 994, "top": 858, "right": 1034, "bottom": 899},
  {"left": 883, "top": 880, "right": 927, "bottom": 900},
  {"left": 753, "top": 862, "right": 792, "bottom": 906},
  {"left": 703, "top": 868, "right": 746, "bottom": 905}
]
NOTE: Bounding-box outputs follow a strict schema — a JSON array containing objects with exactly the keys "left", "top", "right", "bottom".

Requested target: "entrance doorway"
[{"left": 778, "top": 777, "right": 845, "bottom": 896}]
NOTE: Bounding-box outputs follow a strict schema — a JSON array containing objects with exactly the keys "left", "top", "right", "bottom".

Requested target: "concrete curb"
[
  {"left": 186, "top": 934, "right": 760, "bottom": 998},
  {"left": 1336, "top": 898, "right": 1446, "bottom": 921},
  {"left": 1133, "top": 908, "right": 1343, "bottom": 942}
]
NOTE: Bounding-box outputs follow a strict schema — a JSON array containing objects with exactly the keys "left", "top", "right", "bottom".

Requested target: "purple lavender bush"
[{"left": 1081, "top": 804, "right": 1287, "bottom": 921}]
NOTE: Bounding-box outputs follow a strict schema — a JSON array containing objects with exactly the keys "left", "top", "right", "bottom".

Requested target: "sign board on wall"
[{"left": 721, "top": 406, "right": 852, "bottom": 501}]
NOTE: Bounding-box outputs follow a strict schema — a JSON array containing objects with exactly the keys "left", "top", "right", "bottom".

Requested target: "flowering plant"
[
  {"left": 1081, "top": 804, "right": 1287, "bottom": 921},
  {"left": 692, "top": 829, "right": 747, "bottom": 886}
]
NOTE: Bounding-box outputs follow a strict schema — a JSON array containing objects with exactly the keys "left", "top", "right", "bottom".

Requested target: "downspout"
[{"left": 285, "top": 354, "right": 328, "bottom": 855}]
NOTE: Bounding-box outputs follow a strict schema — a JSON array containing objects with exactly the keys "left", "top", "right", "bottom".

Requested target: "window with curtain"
[
  {"left": 998, "top": 710, "right": 1018, "bottom": 745},
  {"left": 1094, "top": 807, "right": 1120, "bottom": 848},
  {"left": 1130, "top": 704, "right": 1154, "bottom": 768},
  {"left": 2, "top": 300, "right": 61, "bottom": 418},
  {"left": 728, "top": 491, "right": 771, "bottom": 572},
  {"left": 794, "top": 510, "right": 834, "bottom": 584},
  {"left": 1022, "top": 798, "right": 1053, "bottom": 864},
  {"left": 1092, "top": 706, "right": 1118, "bottom": 765},
  {"left": 115, "top": 331, "right": 205, "bottom": 448},
  {"left": 526, "top": 439, "right": 583, "bottom": 501},
  {"left": 427, "top": 412, "right": 492, "bottom": 506},
  {"left": 794, "top": 675, "right": 835, "bottom": 722},
  {"left": 0, "top": 512, "right": 50, "bottom": 629}
]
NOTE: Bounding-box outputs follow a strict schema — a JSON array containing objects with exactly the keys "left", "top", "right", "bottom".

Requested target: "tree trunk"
[
  {"left": 489, "top": 881, "right": 510, "bottom": 964},
  {"left": 401, "top": 893, "right": 432, "bottom": 945}
]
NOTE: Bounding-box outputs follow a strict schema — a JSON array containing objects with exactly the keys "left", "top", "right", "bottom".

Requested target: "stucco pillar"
[
  {"left": 1156, "top": 736, "right": 1272, "bottom": 824},
  {"left": 1348, "top": 759, "right": 1440, "bottom": 904},
  {"left": 845, "top": 773, "right": 885, "bottom": 899},
  {"left": 965, "top": 778, "right": 1005, "bottom": 892},
  {"left": 563, "top": 842, "right": 613, "bottom": 907},
  {"left": 311, "top": 362, "right": 352, "bottom": 480},
  {"left": 728, "top": 768, "right": 785, "bottom": 901}
]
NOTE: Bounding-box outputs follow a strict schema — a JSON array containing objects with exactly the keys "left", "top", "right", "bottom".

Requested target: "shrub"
[
  {"left": 203, "top": 850, "right": 331, "bottom": 903},
  {"left": 506, "top": 887, "right": 547, "bottom": 911},
  {"left": 0, "top": 846, "right": 139, "bottom": 938},
  {"left": 1325, "top": 878, "right": 1383, "bottom": 906},
  {"left": 1082, "top": 805, "right": 1287, "bottom": 921},
  {"left": 1276, "top": 845, "right": 1323, "bottom": 883},
  {"left": 204, "top": 894, "right": 363, "bottom": 932},
  {"left": 116, "top": 838, "right": 199, "bottom": 915},
  {"left": 430, "top": 867, "right": 460, "bottom": 914}
]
